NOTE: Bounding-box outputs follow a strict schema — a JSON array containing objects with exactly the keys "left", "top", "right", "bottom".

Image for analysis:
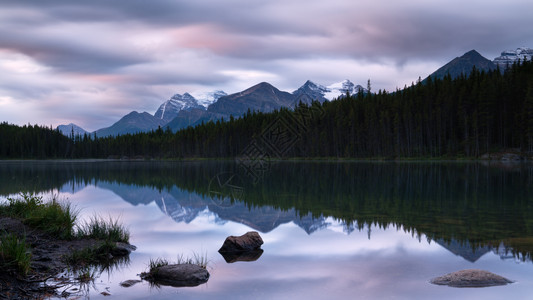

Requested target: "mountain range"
[
  {"left": 58, "top": 47, "right": 529, "bottom": 137},
  {"left": 62, "top": 79, "right": 368, "bottom": 137}
]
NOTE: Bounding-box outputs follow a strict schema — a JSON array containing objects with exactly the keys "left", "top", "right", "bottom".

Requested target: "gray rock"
[
  {"left": 148, "top": 264, "right": 210, "bottom": 287},
  {"left": 120, "top": 279, "right": 142, "bottom": 288},
  {"left": 218, "top": 231, "right": 263, "bottom": 253},
  {"left": 430, "top": 269, "right": 513, "bottom": 287},
  {"left": 111, "top": 242, "right": 137, "bottom": 256}
]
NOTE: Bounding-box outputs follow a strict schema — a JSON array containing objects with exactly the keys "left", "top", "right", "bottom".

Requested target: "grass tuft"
[
  {"left": 76, "top": 215, "right": 129, "bottom": 243},
  {"left": 176, "top": 252, "right": 208, "bottom": 269},
  {"left": 148, "top": 257, "right": 169, "bottom": 271},
  {"left": 0, "top": 232, "right": 32, "bottom": 275},
  {"left": 147, "top": 252, "right": 208, "bottom": 275}
]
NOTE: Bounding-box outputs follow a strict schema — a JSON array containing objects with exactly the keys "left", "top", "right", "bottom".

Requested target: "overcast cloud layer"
[{"left": 1, "top": 0, "right": 532, "bottom": 131}]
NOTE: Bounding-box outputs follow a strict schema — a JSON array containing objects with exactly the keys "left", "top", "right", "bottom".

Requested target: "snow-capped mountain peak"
[
  {"left": 303, "top": 80, "right": 329, "bottom": 93},
  {"left": 324, "top": 79, "right": 366, "bottom": 100},
  {"left": 292, "top": 79, "right": 367, "bottom": 104},
  {"left": 154, "top": 93, "right": 203, "bottom": 123},
  {"left": 494, "top": 47, "right": 533, "bottom": 68},
  {"left": 154, "top": 90, "right": 228, "bottom": 124}
]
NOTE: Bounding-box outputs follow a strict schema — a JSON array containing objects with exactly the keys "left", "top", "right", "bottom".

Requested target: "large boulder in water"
[
  {"left": 143, "top": 264, "right": 209, "bottom": 287},
  {"left": 430, "top": 269, "right": 513, "bottom": 287},
  {"left": 218, "top": 231, "right": 263, "bottom": 253}
]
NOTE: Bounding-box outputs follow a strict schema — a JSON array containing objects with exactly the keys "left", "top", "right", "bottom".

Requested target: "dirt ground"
[{"left": 0, "top": 217, "right": 115, "bottom": 299}]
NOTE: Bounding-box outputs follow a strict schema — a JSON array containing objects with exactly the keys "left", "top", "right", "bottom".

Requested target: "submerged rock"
[
  {"left": 120, "top": 279, "right": 142, "bottom": 288},
  {"left": 142, "top": 264, "right": 210, "bottom": 287},
  {"left": 430, "top": 269, "right": 513, "bottom": 287},
  {"left": 220, "top": 248, "right": 264, "bottom": 263},
  {"left": 218, "top": 231, "right": 264, "bottom": 253}
]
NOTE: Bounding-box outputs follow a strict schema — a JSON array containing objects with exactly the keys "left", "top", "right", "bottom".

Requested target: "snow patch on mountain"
[
  {"left": 154, "top": 90, "right": 228, "bottom": 124},
  {"left": 190, "top": 90, "right": 228, "bottom": 108},
  {"left": 493, "top": 47, "right": 533, "bottom": 68},
  {"left": 294, "top": 79, "right": 367, "bottom": 101},
  {"left": 324, "top": 79, "right": 366, "bottom": 100},
  {"left": 154, "top": 92, "right": 203, "bottom": 123},
  {"left": 303, "top": 80, "right": 329, "bottom": 94}
]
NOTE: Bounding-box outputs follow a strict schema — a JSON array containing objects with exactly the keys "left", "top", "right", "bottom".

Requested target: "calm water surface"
[{"left": 1, "top": 160, "right": 533, "bottom": 299}]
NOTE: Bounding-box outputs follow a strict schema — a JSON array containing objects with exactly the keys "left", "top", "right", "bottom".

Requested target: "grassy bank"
[
  {"left": 0, "top": 193, "right": 77, "bottom": 239},
  {"left": 0, "top": 193, "right": 130, "bottom": 275}
]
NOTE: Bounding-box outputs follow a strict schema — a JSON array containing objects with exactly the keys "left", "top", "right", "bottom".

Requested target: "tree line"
[{"left": 1, "top": 59, "right": 533, "bottom": 159}]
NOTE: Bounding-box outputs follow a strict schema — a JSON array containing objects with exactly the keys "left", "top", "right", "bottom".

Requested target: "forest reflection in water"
[{"left": 1, "top": 160, "right": 532, "bottom": 264}]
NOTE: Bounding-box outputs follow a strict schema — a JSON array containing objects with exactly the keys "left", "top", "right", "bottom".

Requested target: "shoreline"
[
  {"left": 0, "top": 156, "right": 530, "bottom": 163},
  {"left": 0, "top": 217, "right": 134, "bottom": 299},
  {"left": 0, "top": 194, "right": 134, "bottom": 299}
]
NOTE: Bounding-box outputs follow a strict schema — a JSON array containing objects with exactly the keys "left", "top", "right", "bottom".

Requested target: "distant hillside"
[{"left": 166, "top": 108, "right": 225, "bottom": 131}]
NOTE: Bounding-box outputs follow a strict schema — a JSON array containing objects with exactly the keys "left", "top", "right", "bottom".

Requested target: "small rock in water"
[
  {"left": 218, "top": 231, "right": 263, "bottom": 253},
  {"left": 430, "top": 269, "right": 513, "bottom": 287},
  {"left": 120, "top": 279, "right": 142, "bottom": 288},
  {"left": 145, "top": 264, "right": 210, "bottom": 287}
]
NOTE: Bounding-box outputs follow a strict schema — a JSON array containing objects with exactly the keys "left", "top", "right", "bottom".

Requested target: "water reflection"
[
  {"left": 48, "top": 255, "right": 130, "bottom": 298},
  {"left": 1, "top": 160, "right": 533, "bottom": 263}
]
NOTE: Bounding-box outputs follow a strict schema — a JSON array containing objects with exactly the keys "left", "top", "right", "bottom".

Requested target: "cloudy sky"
[{"left": 1, "top": 0, "right": 532, "bottom": 131}]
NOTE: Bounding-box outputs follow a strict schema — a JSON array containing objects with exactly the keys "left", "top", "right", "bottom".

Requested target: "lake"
[{"left": 1, "top": 160, "right": 533, "bottom": 299}]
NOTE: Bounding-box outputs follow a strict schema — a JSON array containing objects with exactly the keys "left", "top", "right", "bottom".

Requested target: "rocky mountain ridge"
[{"left": 70, "top": 79, "right": 365, "bottom": 137}]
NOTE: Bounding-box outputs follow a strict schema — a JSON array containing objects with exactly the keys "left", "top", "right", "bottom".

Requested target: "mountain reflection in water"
[{"left": 1, "top": 160, "right": 532, "bottom": 263}]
